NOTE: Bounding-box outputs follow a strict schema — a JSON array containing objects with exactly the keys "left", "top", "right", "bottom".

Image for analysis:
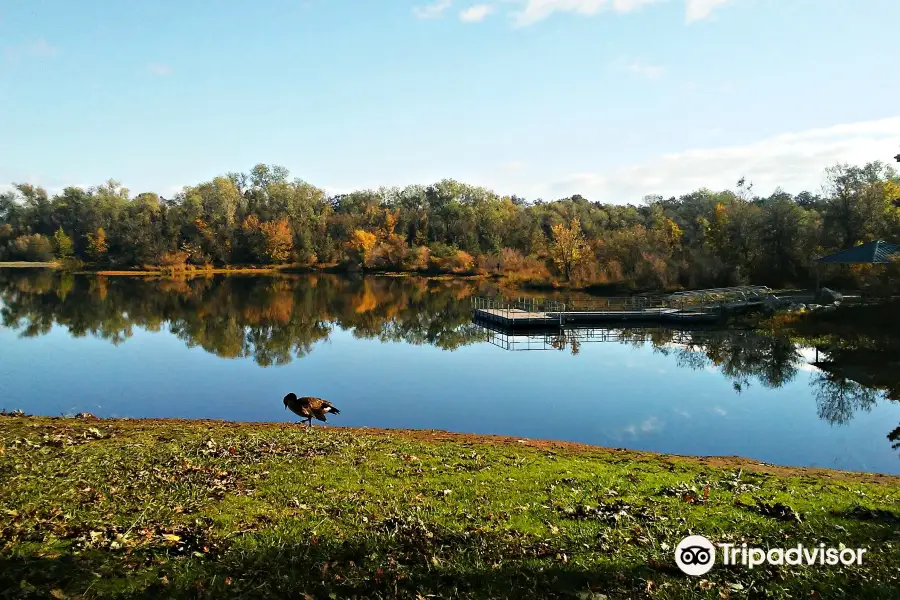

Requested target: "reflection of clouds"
[
  {"left": 796, "top": 347, "right": 822, "bottom": 372},
  {"left": 623, "top": 416, "right": 665, "bottom": 437},
  {"left": 711, "top": 406, "right": 727, "bottom": 416},
  {"left": 674, "top": 409, "right": 691, "bottom": 419},
  {"left": 642, "top": 416, "right": 663, "bottom": 432}
]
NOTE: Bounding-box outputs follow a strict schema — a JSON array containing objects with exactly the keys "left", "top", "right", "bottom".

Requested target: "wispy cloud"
[
  {"left": 685, "top": 0, "right": 736, "bottom": 23},
  {"left": 711, "top": 406, "right": 728, "bottom": 416},
  {"left": 495, "top": 0, "right": 735, "bottom": 27},
  {"left": 148, "top": 63, "right": 173, "bottom": 76},
  {"left": 503, "top": 160, "right": 524, "bottom": 171},
  {"left": 460, "top": 3, "right": 494, "bottom": 22},
  {"left": 3, "top": 38, "right": 57, "bottom": 64},
  {"left": 618, "top": 58, "right": 665, "bottom": 80},
  {"left": 544, "top": 116, "right": 900, "bottom": 204},
  {"left": 514, "top": 0, "right": 660, "bottom": 27},
  {"left": 414, "top": 0, "right": 453, "bottom": 19}
]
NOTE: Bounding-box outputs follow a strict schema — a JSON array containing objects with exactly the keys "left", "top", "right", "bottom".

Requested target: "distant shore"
[
  {"left": 1, "top": 413, "right": 898, "bottom": 598},
  {"left": 0, "top": 261, "right": 59, "bottom": 268}
]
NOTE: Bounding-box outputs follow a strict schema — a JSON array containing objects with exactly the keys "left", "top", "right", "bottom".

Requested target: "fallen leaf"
[
  {"left": 49, "top": 590, "right": 66, "bottom": 600},
  {"left": 162, "top": 534, "right": 181, "bottom": 542}
]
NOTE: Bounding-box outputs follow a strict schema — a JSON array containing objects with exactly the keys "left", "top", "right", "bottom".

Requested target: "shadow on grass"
[
  {"left": 4, "top": 514, "right": 900, "bottom": 599},
  {"left": 1, "top": 527, "right": 655, "bottom": 600}
]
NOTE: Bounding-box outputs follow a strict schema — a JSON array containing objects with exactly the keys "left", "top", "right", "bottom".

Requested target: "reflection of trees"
[
  {"left": 808, "top": 341, "right": 897, "bottom": 426},
  {"left": 649, "top": 330, "right": 802, "bottom": 392},
  {"left": 889, "top": 425, "right": 900, "bottom": 451},
  {"left": 646, "top": 328, "right": 895, "bottom": 431},
  {"left": 0, "top": 271, "right": 488, "bottom": 366},
  {"left": 813, "top": 372, "right": 879, "bottom": 425}
]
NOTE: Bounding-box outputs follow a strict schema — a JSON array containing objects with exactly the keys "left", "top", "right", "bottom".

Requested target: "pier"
[{"left": 471, "top": 286, "right": 773, "bottom": 329}]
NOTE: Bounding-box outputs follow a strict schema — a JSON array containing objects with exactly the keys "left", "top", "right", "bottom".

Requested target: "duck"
[{"left": 283, "top": 393, "right": 341, "bottom": 426}]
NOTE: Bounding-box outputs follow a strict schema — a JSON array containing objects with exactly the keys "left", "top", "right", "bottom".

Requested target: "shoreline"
[
  {"left": 2, "top": 413, "right": 898, "bottom": 598},
  {"left": 4, "top": 413, "right": 897, "bottom": 484},
  {"left": 0, "top": 261, "right": 664, "bottom": 293}
]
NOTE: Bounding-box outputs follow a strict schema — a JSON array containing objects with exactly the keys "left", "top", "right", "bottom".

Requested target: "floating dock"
[{"left": 471, "top": 286, "right": 772, "bottom": 329}]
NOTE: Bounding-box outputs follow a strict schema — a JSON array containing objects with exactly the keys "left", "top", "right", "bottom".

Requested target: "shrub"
[
  {"left": 11, "top": 234, "right": 54, "bottom": 262},
  {"left": 158, "top": 251, "right": 189, "bottom": 267},
  {"left": 403, "top": 246, "right": 430, "bottom": 271},
  {"left": 431, "top": 249, "right": 475, "bottom": 274}
]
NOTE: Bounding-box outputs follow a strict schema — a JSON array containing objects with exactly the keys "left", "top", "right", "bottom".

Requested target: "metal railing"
[{"left": 471, "top": 286, "right": 775, "bottom": 321}]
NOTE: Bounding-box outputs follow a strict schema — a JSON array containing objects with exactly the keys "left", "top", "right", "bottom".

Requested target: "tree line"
[{"left": 2, "top": 160, "right": 899, "bottom": 289}]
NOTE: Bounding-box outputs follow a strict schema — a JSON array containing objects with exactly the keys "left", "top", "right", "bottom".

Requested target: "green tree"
[{"left": 52, "top": 227, "right": 74, "bottom": 259}]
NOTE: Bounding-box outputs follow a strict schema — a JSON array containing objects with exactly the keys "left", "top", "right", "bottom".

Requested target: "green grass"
[{"left": 1, "top": 415, "right": 899, "bottom": 599}]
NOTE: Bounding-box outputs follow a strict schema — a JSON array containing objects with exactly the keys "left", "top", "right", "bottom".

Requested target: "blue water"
[{"left": 1, "top": 270, "right": 898, "bottom": 474}]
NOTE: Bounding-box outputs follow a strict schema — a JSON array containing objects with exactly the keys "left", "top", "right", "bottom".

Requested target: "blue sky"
[{"left": 1, "top": 0, "right": 898, "bottom": 203}]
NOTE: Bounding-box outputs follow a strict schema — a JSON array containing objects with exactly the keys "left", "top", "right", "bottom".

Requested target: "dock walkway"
[{"left": 472, "top": 286, "right": 772, "bottom": 329}]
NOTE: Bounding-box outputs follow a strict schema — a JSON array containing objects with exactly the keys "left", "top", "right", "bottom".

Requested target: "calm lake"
[{"left": 2, "top": 269, "right": 899, "bottom": 475}]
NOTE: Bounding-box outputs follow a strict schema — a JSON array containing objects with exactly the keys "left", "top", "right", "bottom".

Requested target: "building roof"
[{"left": 814, "top": 240, "right": 900, "bottom": 264}]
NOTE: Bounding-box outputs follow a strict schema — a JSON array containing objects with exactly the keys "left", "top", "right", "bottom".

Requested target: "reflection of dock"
[
  {"left": 472, "top": 287, "right": 772, "bottom": 329},
  {"left": 474, "top": 320, "right": 717, "bottom": 351}
]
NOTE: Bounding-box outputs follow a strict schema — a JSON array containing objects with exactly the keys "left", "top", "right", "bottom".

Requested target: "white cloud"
[
  {"left": 712, "top": 406, "right": 728, "bottom": 416},
  {"left": 504, "top": 0, "right": 737, "bottom": 26},
  {"left": 504, "top": 160, "right": 524, "bottom": 171},
  {"left": 414, "top": 0, "right": 453, "bottom": 19},
  {"left": 460, "top": 4, "right": 494, "bottom": 22},
  {"left": 148, "top": 63, "right": 173, "bottom": 76},
  {"left": 3, "top": 38, "right": 57, "bottom": 64},
  {"left": 544, "top": 116, "right": 900, "bottom": 204},
  {"left": 619, "top": 58, "right": 665, "bottom": 80},
  {"left": 685, "top": 0, "right": 735, "bottom": 23},
  {"left": 514, "top": 0, "right": 658, "bottom": 26}
]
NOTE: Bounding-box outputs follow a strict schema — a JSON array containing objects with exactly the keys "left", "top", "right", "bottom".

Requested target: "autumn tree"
[
  {"left": 346, "top": 229, "right": 377, "bottom": 268},
  {"left": 86, "top": 227, "right": 108, "bottom": 261},
  {"left": 259, "top": 219, "right": 294, "bottom": 263},
  {"left": 549, "top": 218, "right": 588, "bottom": 281}
]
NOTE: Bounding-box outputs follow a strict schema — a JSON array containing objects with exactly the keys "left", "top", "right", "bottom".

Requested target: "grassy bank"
[{"left": 1, "top": 416, "right": 898, "bottom": 599}]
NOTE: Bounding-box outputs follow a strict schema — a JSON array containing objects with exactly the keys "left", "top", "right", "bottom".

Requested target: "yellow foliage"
[
  {"left": 86, "top": 227, "right": 108, "bottom": 260},
  {"left": 347, "top": 229, "right": 378, "bottom": 267},
  {"left": 549, "top": 218, "right": 588, "bottom": 281},
  {"left": 259, "top": 219, "right": 294, "bottom": 263},
  {"left": 663, "top": 218, "right": 683, "bottom": 247}
]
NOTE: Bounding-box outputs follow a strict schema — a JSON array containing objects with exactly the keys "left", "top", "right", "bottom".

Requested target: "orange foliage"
[{"left": 259, "top": 219, "right": 294, "bottom": 263}]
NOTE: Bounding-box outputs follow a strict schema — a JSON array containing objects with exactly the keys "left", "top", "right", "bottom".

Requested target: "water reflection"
[
  {"left": 1, "top": 269, "right": 898, "bottom": 464},
  {"left": 0, "top": 269, "right": 490, "bottom": 366}
]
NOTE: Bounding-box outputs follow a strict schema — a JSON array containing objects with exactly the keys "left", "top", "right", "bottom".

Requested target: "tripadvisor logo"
[{"left": 675, "top": 535, "right": 867, "bottom": 576}]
